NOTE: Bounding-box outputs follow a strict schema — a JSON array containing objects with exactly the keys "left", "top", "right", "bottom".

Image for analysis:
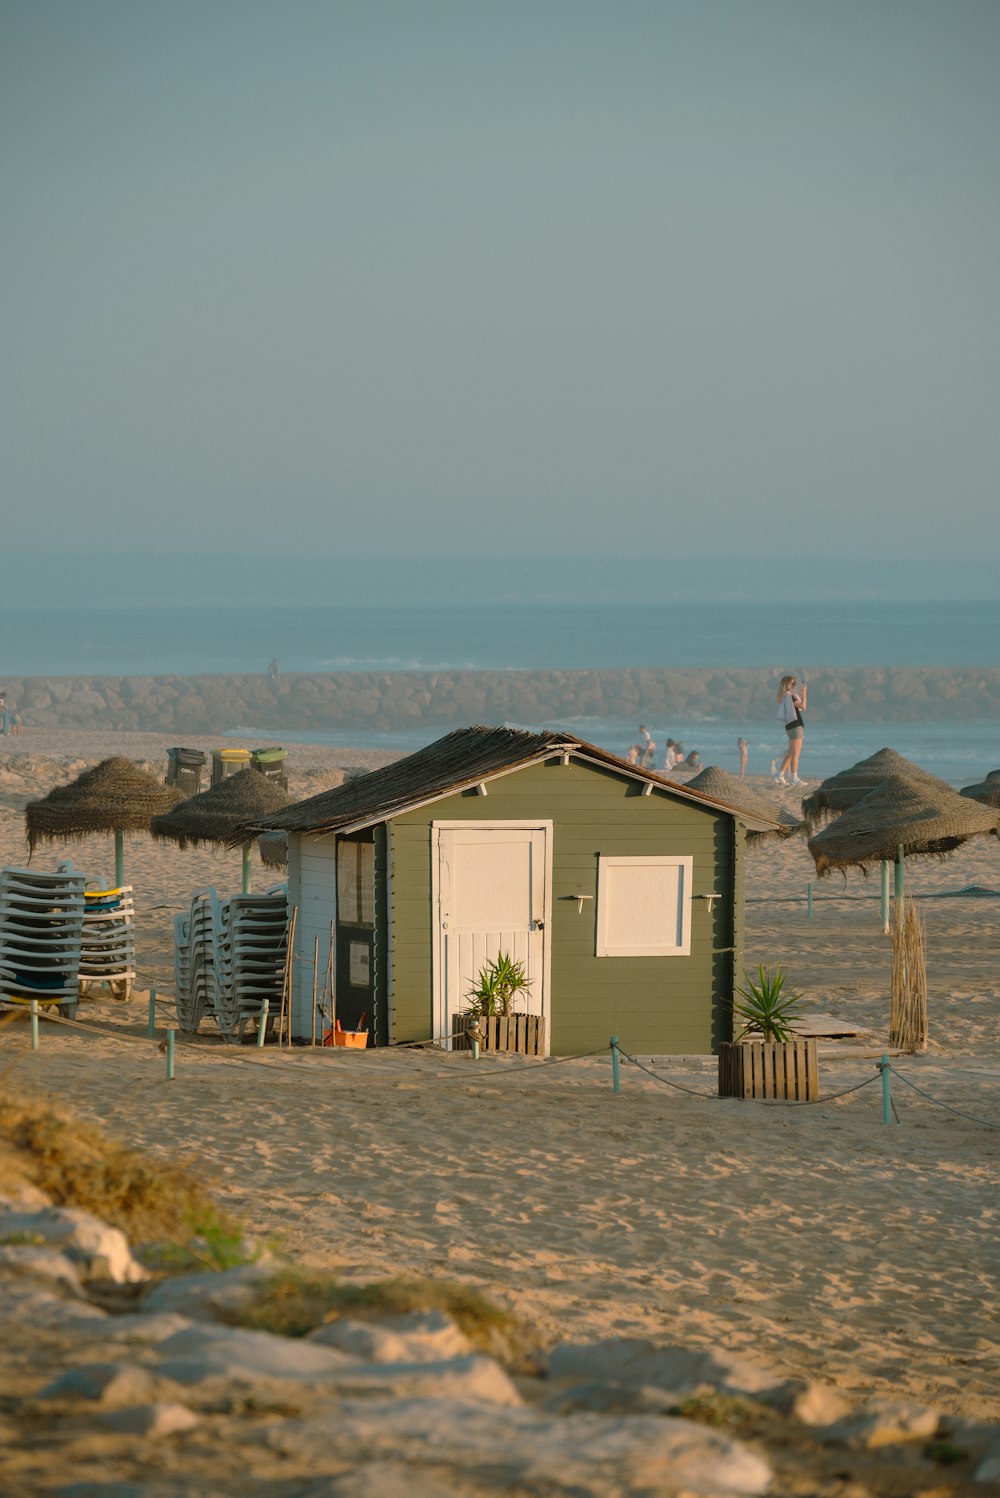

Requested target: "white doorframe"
[{"left": 431, "top": 820, "right": 553, "bottom": 1052}]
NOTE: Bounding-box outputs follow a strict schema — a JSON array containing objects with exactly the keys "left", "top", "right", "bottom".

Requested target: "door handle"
[{"left": 534, "top": 919, "right": 545, "bottom": 930}]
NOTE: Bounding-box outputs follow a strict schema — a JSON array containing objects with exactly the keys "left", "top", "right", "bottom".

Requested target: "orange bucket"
[
  {"left": 334, "top": 1029, "right": 369, "bottom": 1049},
  {"left": 323, "top": 1022, "right": 368, "bottom": 1049}
]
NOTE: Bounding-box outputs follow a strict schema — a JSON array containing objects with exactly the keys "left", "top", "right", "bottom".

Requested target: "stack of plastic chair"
[
  {"left": 0, "top": 864, "right": 87, "bottom": 1019},
  {"left": 214, "top": 887, "right": 289, "bottom": 1041},
  {"left": 79, "top": 885, "right": 137, "bottom": 1000},
  {"left": 173, "top": 888, "right": 221, "bottom": 1035},
  {"left": 173, "top": 884, "right": 287, "bottom": 1041}
]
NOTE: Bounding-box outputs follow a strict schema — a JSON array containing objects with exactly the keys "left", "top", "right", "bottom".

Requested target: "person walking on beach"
[
  {"left": 775, "top": 675, "right": 808, "bottom": 786},
  {"left": 737, "top": 737, "right": 749, "bottom": 776},
  {"left": 638, "top": 725, "right": 656, "bottom": 768}
]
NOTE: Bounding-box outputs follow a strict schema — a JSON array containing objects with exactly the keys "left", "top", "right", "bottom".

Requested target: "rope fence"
[
  {"left": 5, "top": 996, "right": 1000, "bottom": 1131},
  {"left": 888, "top": 1067, "right": 1000, "bottom": 1131},
  {"left": 618, "top": 1045, "right": 883, "bottom": 1106}
]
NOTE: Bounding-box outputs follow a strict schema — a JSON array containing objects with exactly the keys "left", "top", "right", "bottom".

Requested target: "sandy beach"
[{"left": 1, "top": 729, "right": 998, "bottom": 1427}]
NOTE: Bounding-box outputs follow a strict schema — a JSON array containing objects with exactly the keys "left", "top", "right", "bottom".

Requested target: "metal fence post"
[
  {"left": 877, "top": 1052, "right": 893, "bottom": 1125},
  {"left": 610, "top": 1035, "right": 621, "bottom": 1093}
]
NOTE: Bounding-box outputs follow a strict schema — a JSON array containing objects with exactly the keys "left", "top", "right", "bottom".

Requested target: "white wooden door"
[{"left": 433, "top": 822, "right": 550, "bottom": 1048}]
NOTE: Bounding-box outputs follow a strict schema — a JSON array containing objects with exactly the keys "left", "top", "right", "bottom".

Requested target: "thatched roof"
[
  {"left": 26, "top": 758, "right": 184, "bottom": 853},
  {"left": 801, "top": 748, "right": 949, "bottom": 828},
  {"left": 234, "top": 725, "right": 787, "bottom": 843},
  {"left": 151, "top": 768, "right": 290, "bottom": 851},
  {"left": 684, "top": 766, "right": 802, "bottom": 840},
  {"left": 807, "top": 774, "right": 1000, "bottom": 878},
  {"left": 959, "top": 769, "right": 1000, "bottom": 810}
]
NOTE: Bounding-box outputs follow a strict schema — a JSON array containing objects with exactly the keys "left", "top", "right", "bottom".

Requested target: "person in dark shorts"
[{"left": 775, "top": 675, "right": 808, "bottom": 786}]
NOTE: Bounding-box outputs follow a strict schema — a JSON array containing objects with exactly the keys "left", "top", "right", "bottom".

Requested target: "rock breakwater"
[{"left": 1, "top": 667, "right": 998, "bottom": 735}]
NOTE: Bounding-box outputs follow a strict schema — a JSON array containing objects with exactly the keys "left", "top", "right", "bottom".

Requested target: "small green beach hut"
[{"left": 240, "top": 727, "right": 783, "bottom": 1055}]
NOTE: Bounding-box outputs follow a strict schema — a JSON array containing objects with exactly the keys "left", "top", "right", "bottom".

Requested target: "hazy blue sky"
[{"left": 3, "top": 1, "right": 999, "bottom": 562}]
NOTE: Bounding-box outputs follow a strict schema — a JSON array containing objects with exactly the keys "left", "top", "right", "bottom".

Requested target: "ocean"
[
  {"left": 2, "top": 598, "right": 998, "bottom": 676},
  {"left": 1, "top": 597, "right": 997, "bottom": 786}
]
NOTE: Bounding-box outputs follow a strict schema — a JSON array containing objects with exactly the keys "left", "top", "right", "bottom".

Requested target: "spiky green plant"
[
  {"left": 733, "top": 964, "right": 802, "bottom": 1043},
  {"left": 464, "top": 952, "right": 532, "bottom": 1018}
]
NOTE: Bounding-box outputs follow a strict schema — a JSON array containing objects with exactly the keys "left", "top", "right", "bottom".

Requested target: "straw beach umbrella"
[
  {"left": 808, "top": 773, "right": 1000, "bottom": 1053},
  {"left": 257, "top": 831, "right": 288, "bottom": 870},
  {"left": 959, "top": 769, "right": 1000, "bottom": 810},
  {"left": 685, "top": 765, "right": 803, "bottom": 841},
  {"left": 25, "top": 757, "right": 184, "bottom": 884},
  {"left": 151, "top": 768, "right": 290, "bottom": 893},
  {"left": 807, "top": 774, "right": 1000, "bottom": 879},
  {"left": 801, "top": 748, "right": 949, "bottom": 829}
]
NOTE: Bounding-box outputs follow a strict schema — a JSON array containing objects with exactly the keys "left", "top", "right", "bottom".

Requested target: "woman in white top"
[{"left": 775, "top": 675, "right": 808, "bottom": 786}]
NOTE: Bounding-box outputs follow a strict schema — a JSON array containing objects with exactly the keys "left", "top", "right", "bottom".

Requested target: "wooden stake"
[
  {"left": 278, "top": 905, "right": 297, "bottom": 1047},
  {"left": 327, "top": 919, "right": 336, "bottom": 1038},
  {"left": 319, "top": 920, "right": 334, "bottom": 1040},
  {"left": 311, "top": 934, "right": 319, "bottom": 1046}
]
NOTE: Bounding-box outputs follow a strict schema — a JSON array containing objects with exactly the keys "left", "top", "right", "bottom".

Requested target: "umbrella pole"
[
  {"left": 880, "top": 861, "right": 890, "bottom": 933},
  {"left": 242, "top": 843, "right": 252, "bottom": 894},
  {"left": 894, "top": 844, "right": 905, "bottom": 909},
  {"left": 114, "top": 829, "right": 125, "bottom": 887}
]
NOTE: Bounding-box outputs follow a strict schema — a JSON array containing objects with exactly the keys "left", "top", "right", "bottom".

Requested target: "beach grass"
[
  {"left": 0, "top": 1085, "right": 248, "bottom": 1271},
  {"left": 220, "top": 1265, "right": 540, "bottom": 1365}
]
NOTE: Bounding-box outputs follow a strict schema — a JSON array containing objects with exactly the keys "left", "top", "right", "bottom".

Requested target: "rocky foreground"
[
  {"left": 2, "top": 666, "right": 1000, "bottom": 735},
  {"left": 2, "top": 1194, "right": 999, "bottom": 1497}
]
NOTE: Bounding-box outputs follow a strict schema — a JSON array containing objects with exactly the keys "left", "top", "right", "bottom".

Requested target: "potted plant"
[
  {"left": 454, "top": 952, "right": 546, "bottom": 1055},
  {"left": 719, "top": 964, "right": 818, "bottom": 1100}
]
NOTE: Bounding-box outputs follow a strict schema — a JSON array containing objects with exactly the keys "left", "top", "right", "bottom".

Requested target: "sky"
[{"left": 3, "top": 0, "right": 999, "bottom": 566}]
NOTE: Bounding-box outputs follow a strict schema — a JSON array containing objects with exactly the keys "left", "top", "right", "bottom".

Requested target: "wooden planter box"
[
  {"left": 718, "top": 1037, "right": 819, "bottom": 1101},
  {"left": 451, "top": 1013, "right": 547, "bottom": 1057}
]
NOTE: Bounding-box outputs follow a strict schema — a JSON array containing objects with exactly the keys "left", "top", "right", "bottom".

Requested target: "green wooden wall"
[{"left": 386, "top": 756, "right": 743, "bottom": 1055}]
